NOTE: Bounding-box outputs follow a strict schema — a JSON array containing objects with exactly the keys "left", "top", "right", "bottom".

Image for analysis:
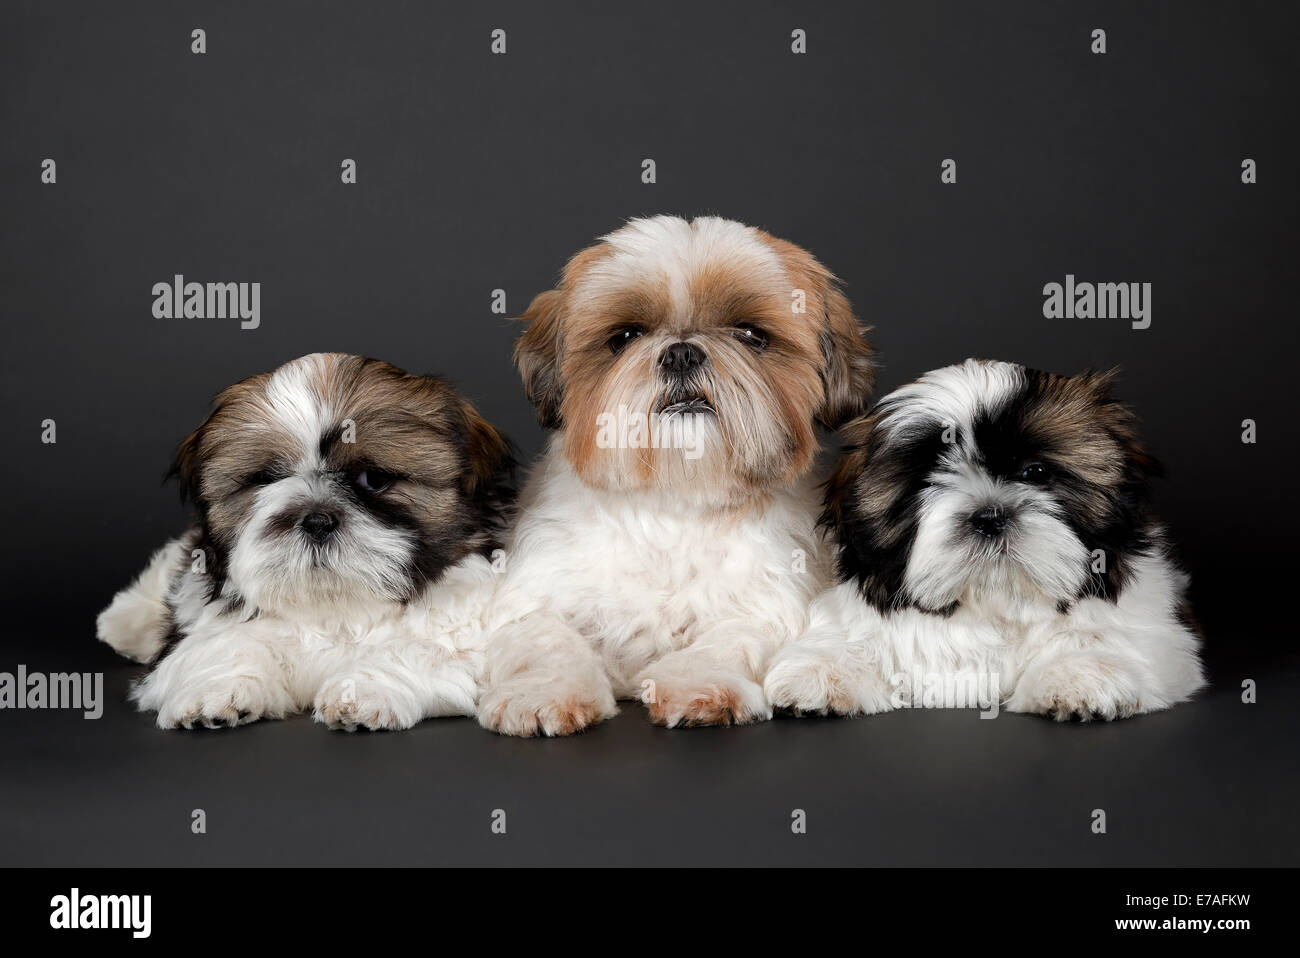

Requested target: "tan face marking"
[{"left": 513, "top": 217, "right": 874, "bottom": 495}]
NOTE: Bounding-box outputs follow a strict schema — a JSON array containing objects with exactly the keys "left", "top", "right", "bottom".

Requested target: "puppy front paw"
[
  {"left": 313, "top": 676, "right": 421, "bottom": 732},
  {"left": 1008, "top": 653, "right": 1145, "bottom": 721},
  {"left": 96, "top": 592, "right": 169, "bottom": 664},
  {"left": 640, "top": 672, "right": 770, "bottom": 728},
  {"left": 478, "top": 680, "right": 618, "bottom": 737},
  {"left": 146, "top": 674, "right": 283, "bottom": 729},
  {"left": 763, "top": 648, "right": 893, "bottom": 717}
]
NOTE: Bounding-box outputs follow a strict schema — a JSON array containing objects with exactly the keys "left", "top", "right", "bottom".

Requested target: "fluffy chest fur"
[
  {"left": 492, "top": 444, "right": 834, "bottom": 692},
  {"left": 171, "top": 548, "right": 494, "bottom": 704},
  {"left": 100, "top": 530, "right": 499, "bottom": 728},
  {"left": 805, "top": 539, "right": 1201, "bottom": 705}
]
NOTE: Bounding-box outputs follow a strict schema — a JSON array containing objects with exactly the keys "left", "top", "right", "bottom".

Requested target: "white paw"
[
  {"left": 96, "top": 592, "right": 169, "bottom": 664},
  {"left": 312, "top": 676, "right": 421, "bottom": 732},
  {"left": 763, "top": 647, "right": 893, "bottom": 717},
  {"left": 477, "top": 679, "right": 617, "bottom": 737},
  {"left": 639, "top": 671, "right": 771, "bottom": 728},
  {"left": 145, "top": 673, "right": 283, "bottom": 729},
  {"left": 1008, "top": 653, "right": 1146, "bottom": 721}
]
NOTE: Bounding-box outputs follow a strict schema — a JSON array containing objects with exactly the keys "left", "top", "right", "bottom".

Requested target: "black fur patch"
[
  {"left": 825, "top": 363, "right": 1166, "bottom": 614},
  {"left": 969, "top": 369, "right": 1158, "bottom": 602},
  {"left": 825, "top": 418, "right": 951, "bottom": 614}
]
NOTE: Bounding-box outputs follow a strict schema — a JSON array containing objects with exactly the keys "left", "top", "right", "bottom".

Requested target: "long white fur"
[
  {"left": 96, "top": 355, "right": 498, "bottom": 731},
  {"left": 477, "top": 216, "right": 843, "bottom": 735},
  {"left": 765, "top": 360, "right": 1206, "bottom": 721},
  {"left": 766, "top": 553, "right": 1204, "bottom": 720},
  {"left": 98, "top": 532, "right": 495, "bottom": 730},
  {"left": 479, "top": 438, "right": 834, "bottom": 734}
]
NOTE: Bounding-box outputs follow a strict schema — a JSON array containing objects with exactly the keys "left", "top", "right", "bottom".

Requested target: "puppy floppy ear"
[
  {"left": 819, "top": 413, "right": 877, "bottom": 532},
  {"left": 822, "top": 409, "right": 950, "bottom": 613},
  {"left": 514, "top": 289, "right": 565, "bottom": 429},
  {"left": 167, "top": 424, "right": 206, "bottom": 505},
  {"left": 819, "top": 411, "right": 905, "bottom": 609},
  {"left": 761, "top": 234, "right": 876, "bottom": 429},
  {"left": 1077, "top": 366, "right": 1164, "bottom": 484},
  {"left": 816, "top": 281, "right": 877, "bottom": 429},
  {"left": 164, "top": 371, "right": 268, "bottom": 509},
  {"left": 457, "top": 400, "right": 516, "bottom": 506},
  {"left": 515, "top": 240, "right": 615, "bottom": 429}
]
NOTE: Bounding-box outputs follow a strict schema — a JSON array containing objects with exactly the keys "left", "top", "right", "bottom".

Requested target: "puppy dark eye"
[
  {"left": 607, "top": 327, "right": 645, "bottom": 354},
  {"left": 243, "top": 468, "right": 281, "bottom": 488},
  {"left": 1018, "top": 462, "right": 1049, "bottom": 484},
  {"left": 731, "top": 323, "right": 768, "bottom": 350},
  {"left": 354, "top": 469, "right": 396, "bottom": 494}
]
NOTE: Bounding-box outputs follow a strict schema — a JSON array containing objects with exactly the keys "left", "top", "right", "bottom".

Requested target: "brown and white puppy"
[
  {"left": 97, "top": 353, "right": 514, "bottom": 730},
  {"left": 764, "top": 359, "right": 1206, "bottom": 720},
  {"left": 479, "top": 215, "right": 875, "bottom": 735}
]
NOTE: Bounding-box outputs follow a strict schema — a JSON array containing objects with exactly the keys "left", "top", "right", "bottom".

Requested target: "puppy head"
[
  {"left": 514, "top": 216, "right": 874, "bottom": 496},
  {"left": 171, "top": 353, "right": 513, "bottom": 614},
  {"left": 824, "top": 359, "right": 1159, "bottom": 614}
]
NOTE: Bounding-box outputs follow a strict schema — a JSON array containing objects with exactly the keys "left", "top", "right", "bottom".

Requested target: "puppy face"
[
  {"left": 514, "top": 216, "right": 874, "bottom": 495},
  {"left": 825, "top": 359, "right": 1159, "bottom": 614},
  {"left": 172, "top": 353, "right": 513, "bottom": 614}
]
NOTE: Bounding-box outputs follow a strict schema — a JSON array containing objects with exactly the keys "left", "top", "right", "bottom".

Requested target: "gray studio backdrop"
[{"left": 1, "top": 1, "right": 1296, "bottom": 866}]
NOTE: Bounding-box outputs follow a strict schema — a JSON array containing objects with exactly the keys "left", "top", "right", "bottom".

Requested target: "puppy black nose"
[
  {"left": 659, "top": 341, "right": 706, "bottom": 375},
  {"left": 969, "top": 506, "right": 1007, "bottom": 538},
  {"left": 300, "top": 511, "right": 339, "bottom": 542}
]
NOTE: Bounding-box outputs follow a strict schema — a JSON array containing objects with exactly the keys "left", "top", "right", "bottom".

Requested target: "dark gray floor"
[
  {"left": 4, "top": 592, "right": 1296, "bottom": 867},
  {"left": 2, "top": 0, "right": 1297, "bottom": 869}
]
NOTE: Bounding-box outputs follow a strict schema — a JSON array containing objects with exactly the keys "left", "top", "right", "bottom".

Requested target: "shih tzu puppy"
[
  {"left": 765, "top": 359, "right": 1205, "bottom": 720},
  {"left": 96, "top": 353, "right": 514, "bottom": 730},
  {"left": 479, "top": 215, "right": 875, "bottom": 735}
]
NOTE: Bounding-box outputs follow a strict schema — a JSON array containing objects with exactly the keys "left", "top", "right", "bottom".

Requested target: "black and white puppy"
[
  {"left": 765, "top": 359, "right": 1205, "bottom": 720},
  {"left": 97, "top": 353, "right": 514, "bottom": 730}
]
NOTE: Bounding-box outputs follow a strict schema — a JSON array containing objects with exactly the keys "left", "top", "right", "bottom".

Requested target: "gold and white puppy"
[
  {"left": 480, "top": 215, "right": 875, "bottom": 735},
  {"left": 97, "top": 353, "right": 514, "bottom": 730}
]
